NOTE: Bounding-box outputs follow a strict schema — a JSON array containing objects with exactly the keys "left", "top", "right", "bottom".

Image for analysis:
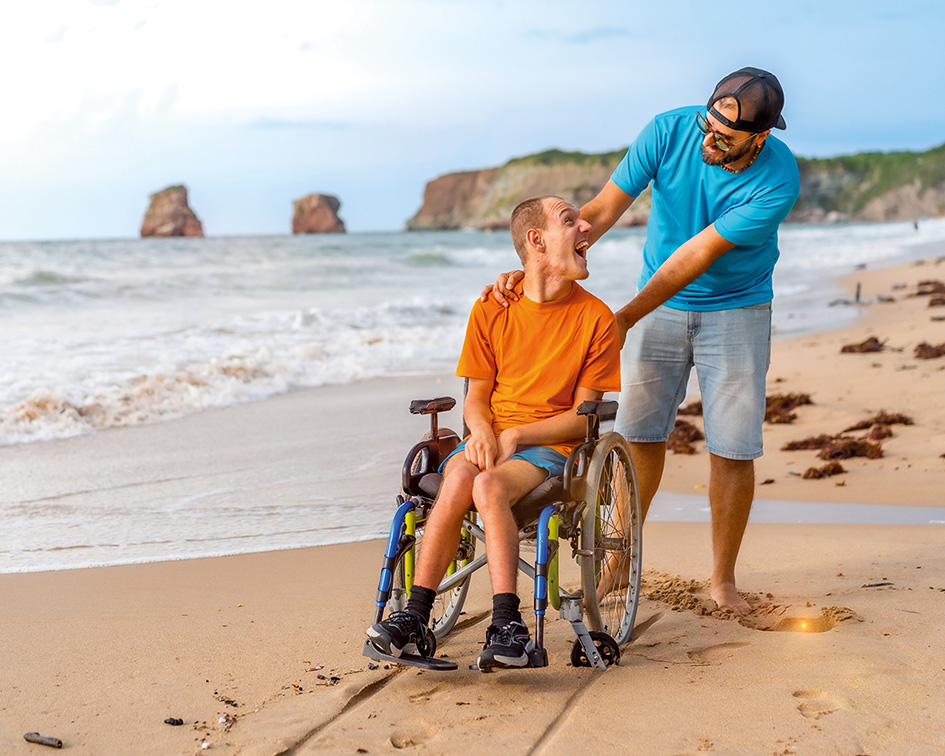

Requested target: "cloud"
[{"left": 248, "top": 117, "right": 353, "bottom": 131}]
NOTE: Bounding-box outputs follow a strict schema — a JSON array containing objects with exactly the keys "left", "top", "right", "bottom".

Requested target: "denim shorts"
[
  {"left": 439, "top": 439, "right": 567, "bottom": 480},
  {"left": 614, "top": 302, "right": 772, "bottom": 460}
]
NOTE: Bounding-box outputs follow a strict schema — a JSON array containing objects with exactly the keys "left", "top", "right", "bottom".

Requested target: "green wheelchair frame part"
[
  {"left": 402, "top": 510, "right": 477, "bottom": 597},
  {"left": 403, "top": 509, "right": 416, "bottom": 591},
  {"left": 548, "top": 513, "right": 561, "bottom": 611}
]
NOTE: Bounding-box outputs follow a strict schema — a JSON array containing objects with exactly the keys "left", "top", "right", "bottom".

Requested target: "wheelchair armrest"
[
  {"left": 577, "top": 399, "right": 618, "bottom": 421},
  {"left": 563, "top": 440, "right": 595, "bottom": 503},
  {"left": 401, "top": 427, "right": 460, "bottom": 497},
  {"left": 402, "top": 439, "right": 439, "bottom": 495},
  {"left": 409, "top": 397, "right": 456, "bottom": 415}
]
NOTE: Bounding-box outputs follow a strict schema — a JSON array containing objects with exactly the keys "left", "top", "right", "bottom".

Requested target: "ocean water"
[{"left": 3, "top": 219, "right": 944, "bottom": 572}]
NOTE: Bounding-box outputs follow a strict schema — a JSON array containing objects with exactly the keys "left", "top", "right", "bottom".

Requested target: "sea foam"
[{"left": 2, "top": 220, "right": 944, "bottom": 447}]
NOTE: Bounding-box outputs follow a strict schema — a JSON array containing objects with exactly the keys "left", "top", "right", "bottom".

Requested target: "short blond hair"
[{"left": 510, "top": 196, "right": 555, "bottom": 265}]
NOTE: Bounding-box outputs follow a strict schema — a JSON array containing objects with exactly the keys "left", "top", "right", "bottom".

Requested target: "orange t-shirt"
[{"left": 456, "top": 282, "right": 621, "bottom": 456}]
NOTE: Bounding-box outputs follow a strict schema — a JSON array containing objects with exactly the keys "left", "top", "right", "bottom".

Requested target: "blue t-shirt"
[{"left": 611, "top": 105, "right": 800, "bottom": 310}]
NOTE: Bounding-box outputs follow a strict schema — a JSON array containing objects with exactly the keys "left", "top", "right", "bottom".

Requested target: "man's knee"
[
  {"left": 470, "top": 469, "right": 515, "bottom": 513},
  {"left": 442, "top": 460, "right": 476, "bottom": 489},
  {"left": 433, "top": 461, "right": 477, "bottom": 516},
  {"left": 710, "top": 454, "right": 754, "bottom": 474}
]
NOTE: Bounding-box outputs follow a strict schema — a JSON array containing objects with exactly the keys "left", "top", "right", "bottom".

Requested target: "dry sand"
[{"left": 2, "top": 254, "right": 945, "bottom": 755}]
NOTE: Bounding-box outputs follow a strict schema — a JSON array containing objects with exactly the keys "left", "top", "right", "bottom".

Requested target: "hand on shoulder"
[{"left": 480, "top": 270, "right": 524, "bottom": 307}]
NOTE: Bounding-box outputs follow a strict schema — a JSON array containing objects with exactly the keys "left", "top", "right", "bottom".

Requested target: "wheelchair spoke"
[{"left": 580, "top": 433, "right": 643, "bottom": 646}]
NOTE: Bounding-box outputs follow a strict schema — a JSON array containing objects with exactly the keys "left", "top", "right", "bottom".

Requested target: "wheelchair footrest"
[{"left": 362, "top": 639, "right": 458, "bottom": 671}]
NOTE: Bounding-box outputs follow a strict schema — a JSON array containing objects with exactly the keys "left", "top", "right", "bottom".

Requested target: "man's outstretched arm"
[
  {"left": 494, "top": 386, "right": 604, "bottom": 466},
  {"left": 580, "top": 180, "right": 636, "bottom": 247},
  {"left": 614, "top": 223, "right": 735, "bottom": 344}
]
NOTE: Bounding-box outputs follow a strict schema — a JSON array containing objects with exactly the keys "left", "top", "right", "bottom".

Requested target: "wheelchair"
[{"left": 362, "top": 395, "right": 643, "bottom": 672}]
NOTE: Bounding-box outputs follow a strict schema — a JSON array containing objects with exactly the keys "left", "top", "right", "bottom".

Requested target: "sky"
[{"left": 1, "top": 0, "right": 943, "bottom": 240}]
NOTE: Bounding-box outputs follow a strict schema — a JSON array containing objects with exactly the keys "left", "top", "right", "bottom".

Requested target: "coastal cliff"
[
  {"left": 141, "top": 185, "right": 204, "bottom": 238},
  {"left": 791, "top": 144, "right": 945, "bottom": 222},
  {"left": 405, "top": 150, "right": 650, "bottom": 230},
  {"left": 406, "top": 144, "right": 945, "bottom": 229}
]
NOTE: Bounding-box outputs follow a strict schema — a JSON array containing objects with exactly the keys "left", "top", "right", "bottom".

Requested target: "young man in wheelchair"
[{"left": 367, "top": 195, "right": 621, "bottom": 670}]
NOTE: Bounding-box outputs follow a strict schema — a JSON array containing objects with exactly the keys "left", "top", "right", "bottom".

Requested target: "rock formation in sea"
[
  {"left": 406, "top": 143, "right": 945, "bottom": 229},
  {"left": 405, "top": 150, "right": 650, "bottom": 231},
  {"left": 292, "top": 193, "right": 346, "bottom": 234},
  {"left": 140, "top": 185, "right": 205, "bottom": 238}
]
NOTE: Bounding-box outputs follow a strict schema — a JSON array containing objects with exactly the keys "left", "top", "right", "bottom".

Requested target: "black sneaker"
[
  {"left": 366, "top": 611, "right": 434, "bottom": 658},
  {"left": 476, "top": 620, "right": 535, "bottom": 670}
]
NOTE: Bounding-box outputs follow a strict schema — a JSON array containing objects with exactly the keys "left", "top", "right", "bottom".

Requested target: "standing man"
[{"left": 489, "top": 68, "right": 800, "bottom": 613}]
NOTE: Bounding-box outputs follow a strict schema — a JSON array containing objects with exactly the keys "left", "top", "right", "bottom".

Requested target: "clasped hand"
[{"left": 464, "top": 427, "right": 519, "bottom": 469}]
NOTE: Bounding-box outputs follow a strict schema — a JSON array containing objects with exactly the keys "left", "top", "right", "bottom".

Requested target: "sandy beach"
[{"left": 2, "top": 252, "right": 945, "bottom": 755}]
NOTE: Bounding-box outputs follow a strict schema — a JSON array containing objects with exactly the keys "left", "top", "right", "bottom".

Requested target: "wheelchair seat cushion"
[
  {"left": 418, "top": 473, "right": 442, "bottom": 498},
  {"left": 415, "top": 473, "right": 568, "bottom": 527},
  {"left": 511, "top": 475, "right": 567, "bottom": 527}
]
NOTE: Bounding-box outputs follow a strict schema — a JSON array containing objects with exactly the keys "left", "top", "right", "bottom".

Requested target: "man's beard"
[{"left": 701, "top": 137, "right": 756, "bottom": 167}]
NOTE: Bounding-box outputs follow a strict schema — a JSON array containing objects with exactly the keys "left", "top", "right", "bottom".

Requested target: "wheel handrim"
[{"left": 581, "top": 433, "right": 643, "bottom": 646}]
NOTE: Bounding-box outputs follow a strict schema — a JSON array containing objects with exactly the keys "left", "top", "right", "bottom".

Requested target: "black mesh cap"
[{"left": 706, "top": 67, "right": 786, "bottom": 132}]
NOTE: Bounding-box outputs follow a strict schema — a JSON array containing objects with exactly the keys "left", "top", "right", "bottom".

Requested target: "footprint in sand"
[
  {"left": 743, "top": 606, "right": 860, "bottom": 633},
  {"left": 642, "top": 569, "right": 860, "bottom": 634},
  {"left": 390, "top": 720, "right": 437, "bottom": 749},
  {"left": 687, "top": 641, "right": 751, "bottom": 665},
  {"left": 793, "top": 689, "right": 841, "bottom": 719},
  {"left": 408, "top": 685, "right": 442, "bottom": 704}
]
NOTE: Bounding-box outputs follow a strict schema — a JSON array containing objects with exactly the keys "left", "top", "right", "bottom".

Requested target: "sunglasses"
[{"left": 695, "top": 111, "right": 756, "bottom": 152}]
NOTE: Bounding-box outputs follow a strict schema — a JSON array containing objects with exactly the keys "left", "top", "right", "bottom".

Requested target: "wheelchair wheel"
[
  {"left": 580, "top": 432, "right": 642, "bottom": 646},
  {"left": 392, "top": 510, "right": 476, "bottom": 640}
]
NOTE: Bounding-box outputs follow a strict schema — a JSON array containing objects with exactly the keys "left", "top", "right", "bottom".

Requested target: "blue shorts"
[
  {"left": 614, "top": 302, "right": 772, "bottom": 460},
  {"left": 439, "top": 439, "right": 567, "bottom": 480}
]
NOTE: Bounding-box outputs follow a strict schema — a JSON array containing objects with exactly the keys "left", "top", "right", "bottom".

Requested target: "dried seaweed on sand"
[
  {"left": 840, "top": 336, "right": 885, "bottom": 353},
  {"left": 864, "top": 424, "right": 893, "bottom": 441},
  {"left": 676, "top": 400, "right": 703, "bottom": 416},
  {"left": 781, "top": 434, "right": 836, "bottom": 452},
  {"left": 764, "top": 393, "right": 813, "bottom": 424},
  {"left": 912, "top": 279, "right": 945, "bottom": 296},
  {"left": 843, "top": 410, "right": 913, "bottom": 432},
  {"left": 914, "top": 342, "right": 945, "bottom": 359},
  {"left": 667, "top": 419, "right": 704, "bottom": 454},
  {"left": 816, "top": 438, "right": 883, "bottom": 461},
  {"left": 802, "top": 461, "right": 846, "bottom": 479}
]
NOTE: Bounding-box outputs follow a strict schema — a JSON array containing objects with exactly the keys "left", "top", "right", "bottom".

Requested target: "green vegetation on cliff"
[
  {"left": 505, "top": 148, "right": 627, "bottom": 169},
  {"left": 407, "top": 140, "right": 945, "bottom": 229},
  {"left": 796, "top": 143, "right": 945, "bottom": 215},
  {"left": 506, "top": 142, "right": 945, "bottom": 222}
]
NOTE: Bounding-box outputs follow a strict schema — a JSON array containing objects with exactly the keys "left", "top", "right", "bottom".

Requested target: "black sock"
[
  {"left": 405, "top": 584, "right": 436, "bottom": 626},
  {"left": 491, "top": 592, "right": 522, "bottom": 627}
]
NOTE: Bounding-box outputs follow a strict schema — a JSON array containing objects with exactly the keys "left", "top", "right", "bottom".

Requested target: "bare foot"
[{"left": 711, "top": 581, "right": 752, "bottom": 614}]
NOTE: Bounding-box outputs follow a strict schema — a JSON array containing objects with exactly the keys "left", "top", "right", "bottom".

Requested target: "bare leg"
[
  {"left": 413, "top": 457, "right": 478, "bottom": 591},
  {"left": 708, "top": 454, "right": 754, "bottom": 614},
  {"left": 472, "top": 460, "right": 546, "bottom": 596},
  {"left": 628, "top": 441, "right": 667, "bottom": 522}
]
